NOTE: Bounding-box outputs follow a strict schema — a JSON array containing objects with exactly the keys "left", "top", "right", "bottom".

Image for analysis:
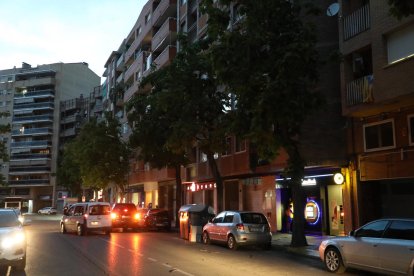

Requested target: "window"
[
  {"left": 145, "top": 12, "right": 151, "bottom": 24},
  {"left": 222, "top": 137, "right": 232, "bottom": 156},
  {"left": 212, "top": 212, "right": 225, "bottom": 223},
  {"left": 200, "top": 151, "right": 207, "bottom": 163},
  {"left": 235, "top": 137, "right": 246, "bottom": 152},
  {"left": 409, "top": 115, "right": 414, "bottom": 145},
  {"left": 363, "top": 119, "right": 395, "bottom": 152},
  {"left": 74, "top": 205, "right": 84, "bottom": 216},
  {"left": 136, "top": 26, "right": 142, "bottom": 37},
  {"left": 355, "top": 220, "right": 389, "bottom": 238},
  {"left": 383, "top": 220, "right": 414, "bottom": 241},
  {"left": 223, "top": 214, "right": 234, "bottom": 223},
  {"left": 180, "top": 0, "right": 187, "bottom": 5},
  {"left": 387, "top": 24, "right": 414, "bottom": 64}
]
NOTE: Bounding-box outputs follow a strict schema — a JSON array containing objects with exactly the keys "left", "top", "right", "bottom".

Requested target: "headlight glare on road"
[{"left": 1, "top": 232, "right": 25, "bottom": 249}]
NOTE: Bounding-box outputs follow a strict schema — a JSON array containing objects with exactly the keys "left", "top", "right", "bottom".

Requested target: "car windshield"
[
  {"left": 240, "top": 213, "right": 267, "bottom": 224},
  {"left": 0, "top": 211, "right": 20, "bottom": 227}
]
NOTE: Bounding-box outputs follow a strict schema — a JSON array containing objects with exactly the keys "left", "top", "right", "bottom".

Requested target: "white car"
[
  {"left": 319, "top": 218, "right": 414, "bottom": 275},
  {"left": 0, "top": 209, "right": 27, "bottom": 271},
  {"left": 38, "top": 207, "right": 57, "bottom": 215}
]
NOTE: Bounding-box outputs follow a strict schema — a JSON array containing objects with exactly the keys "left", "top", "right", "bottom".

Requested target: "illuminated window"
[{"left": 363, "top": 119, "right": 395, "bottom": 152}]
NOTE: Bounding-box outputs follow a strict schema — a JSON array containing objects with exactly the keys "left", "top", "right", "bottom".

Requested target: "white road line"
[
  {"left": 162, "top": 263, "right": 172, "bottom": 268},
  {"left": 174, "top": 268, "right": 195, "bottom": 276},
  {"left": 148, "top": 257, "right": 157, "bottom": 262}
]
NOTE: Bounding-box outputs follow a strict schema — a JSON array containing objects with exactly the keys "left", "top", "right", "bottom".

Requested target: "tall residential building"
[
  {"left": 0, "top": 62, "right": 100, "bottom": 213},
  {"left": 338, "top": 0, "right": 414, "bottom": 227},
  {"left": 102, "top": 0, "right": 178, "bottom": 218}
]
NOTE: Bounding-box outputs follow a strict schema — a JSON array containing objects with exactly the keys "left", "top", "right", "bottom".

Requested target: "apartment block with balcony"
[
  {"left": 0, "top": 62, "right": 100, "bottom": 213},
  {"left": 102, "top": 0, "right": 178, "bottom": 213},
  {"left": 338, "top": 0, "right": 414, "bottom": 225}
]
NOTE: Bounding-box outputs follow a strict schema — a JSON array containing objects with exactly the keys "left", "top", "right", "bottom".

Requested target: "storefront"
[{"left": 276, "top": 169, "right": 345, "bottom": 236}]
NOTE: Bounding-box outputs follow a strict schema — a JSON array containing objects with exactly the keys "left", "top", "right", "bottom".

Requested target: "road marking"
[
  {"left": 148, "top": 257, "right": 157, "bottom": 262},
  {"left": 162, "top": 263, "right": 172, "bottom": 268}
]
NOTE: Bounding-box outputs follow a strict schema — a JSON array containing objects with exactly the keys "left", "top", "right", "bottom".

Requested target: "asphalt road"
[{"left": 2, "top": 214, "right": 371, "bottom": 276}]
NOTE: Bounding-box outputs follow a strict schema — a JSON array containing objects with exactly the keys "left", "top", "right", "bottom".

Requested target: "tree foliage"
[
  {"left": 202, "top": 0, "right": 322, "bottom": 246},
  {"left": 388, "top": 0, "right": 414, "bottom": 19},
  {"left": 57, "top": 114, "right": 130, "bottom": 198}
]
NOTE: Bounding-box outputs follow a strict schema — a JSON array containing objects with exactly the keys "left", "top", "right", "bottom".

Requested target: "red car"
[{"left": 110, "top": 203, "right": 140, "bottom": 232}]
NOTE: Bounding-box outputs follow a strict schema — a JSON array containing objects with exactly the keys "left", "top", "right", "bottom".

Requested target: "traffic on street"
[{"left": 0, "top": 214, "right": 373, "bottom": 276}]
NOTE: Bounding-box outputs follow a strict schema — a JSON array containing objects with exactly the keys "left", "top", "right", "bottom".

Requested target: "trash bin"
[{"left": 178, "top": 204, "right": 215, "bottom": 242}]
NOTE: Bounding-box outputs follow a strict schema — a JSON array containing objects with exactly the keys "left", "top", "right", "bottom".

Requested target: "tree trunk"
[
  {"left": 175, "top": 164, "right": 182, "bottom": 228},
  {"left": 207, "top": 152, "right": 223, "bottom": 212}
]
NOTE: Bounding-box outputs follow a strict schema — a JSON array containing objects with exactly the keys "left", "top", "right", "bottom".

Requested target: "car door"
[
  {"left": 343, "top": 220, "right": 389, "bottom": 270},
  {"left": 64, "top": 206, "right": 76, "bottom": 231},
  {"left": 70, "top": 205, "right": 85, "bottom": 229},
  {"left": 209, "top": 212, "right": 225, "bottom": 241},
  {"left": 221, "top": 212, "right": 235, "bottom": 241},
  {"left": 379, "top": 220, "right": 414, "bottom": 274}
]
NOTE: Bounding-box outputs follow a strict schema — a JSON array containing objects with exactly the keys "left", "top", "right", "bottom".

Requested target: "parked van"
[{"left": 60, "top": 202, "right": 112, "bottom": 236}]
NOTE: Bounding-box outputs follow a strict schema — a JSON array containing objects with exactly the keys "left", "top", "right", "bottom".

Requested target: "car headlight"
[{"left": 1, "top": 231, "right": 26, "bottom": 249}]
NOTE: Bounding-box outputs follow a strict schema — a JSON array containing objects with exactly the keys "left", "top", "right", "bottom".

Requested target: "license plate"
[
  {"left": 91, "top": 221, "right": 99, "bottom": 225},
  {"left": 249, "top": 227, "right": 262, "bottom": 232},
  {"left": 156, "top": 223, "right": 165, "bottom": 227}
]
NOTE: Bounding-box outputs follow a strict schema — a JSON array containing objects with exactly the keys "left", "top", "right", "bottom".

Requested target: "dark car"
[
  {"left": 110, "top": 203, "right": 140, "bottom": 232},
  {"left": 136, "top": 208, "right": 171, "bottom": 231}
]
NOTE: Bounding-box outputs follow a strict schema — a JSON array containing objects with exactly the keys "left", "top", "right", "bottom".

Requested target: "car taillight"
[
  {"left": 134, "top": 213, "right": 140, "bottom": 220},
  {"left": 110, "top": 212, "right": 117, "bottom": 219},
  {"left": 236, "top": 223, "right": 245, "bottom": 231},
  {"left": 84, "top": 214, "right": 88, "bottom": 219}
]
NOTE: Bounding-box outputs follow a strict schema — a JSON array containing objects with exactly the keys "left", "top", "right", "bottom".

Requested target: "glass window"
[
  {"left": 213, "top": 212, "right": 225, "bottom": 223},
  {"left": 387, "top": 24, "right": 414, "bottom": 64},
  {"left": 0, "top": 211, "right": 20, "bottom": 227},
  {"left": 355, "top": 220, "right": 389, "bottom": 238},
  {"left": 240, "top": 213, "right": 267, "bottom": 224},
  {"left": 89, "top": 204, "right": 111, "bottom": 215},
  {"left": 223, "top": 214, "right": 234, "bottom": 223},
  {"left": 383, "top": 220, "right": 414, "bottom": 241},
  {"left": 74, "top": 205, "right": 84, "bottom": 216},
  {"left": 364, "top": 120, "right": 395, "bottom": 151}
]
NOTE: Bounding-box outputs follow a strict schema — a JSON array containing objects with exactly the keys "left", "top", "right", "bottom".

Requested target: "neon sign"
[{"left": 304, "top": 199, "right": 321, "bottom": 225}]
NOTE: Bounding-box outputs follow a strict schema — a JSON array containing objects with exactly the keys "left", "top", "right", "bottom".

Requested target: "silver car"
[
  {"left": 319, "top": 218, "right": 414, "bottom": 275},
  {"left": 202, "top": 211, "right": 272, "bottom": 250}
]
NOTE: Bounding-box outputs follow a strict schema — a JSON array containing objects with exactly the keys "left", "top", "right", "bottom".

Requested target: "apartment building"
[
  {"left": 102, "top": 0, "right": 178, "bottom": 215},
  {"left": 0, "top": 62, "right": 100, "bottom": 213},
  {"left": 338, "top": 0, "right": 414, "bottom": 227}
]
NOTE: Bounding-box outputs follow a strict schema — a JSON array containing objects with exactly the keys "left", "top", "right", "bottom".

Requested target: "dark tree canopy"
[{"left": 388, "top": 0, "right": 414, "bottom": 19}]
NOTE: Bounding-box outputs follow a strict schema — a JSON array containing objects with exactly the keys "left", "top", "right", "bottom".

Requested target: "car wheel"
[
  {"left": 14, "top": 255, "right": 26, "bottom": 271},
  {"left": 60, "top": 223, "right": 67, "bottom": 234},
  {"left": 227, "top": 235, "right": 238, "bottom": 250},
  {"left": 324, "top": 247, "right": 346, "bottom": 273},
  {"left": 77, "top": 224, "right": 87, "bottom": 236},
  {"left": 202, "top": 231, "right": 210, "bottom": 245}
]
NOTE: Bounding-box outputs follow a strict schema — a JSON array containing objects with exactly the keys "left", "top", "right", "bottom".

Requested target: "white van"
[{"left": 60, "top": 202, "right": 112, "bottom": 236}]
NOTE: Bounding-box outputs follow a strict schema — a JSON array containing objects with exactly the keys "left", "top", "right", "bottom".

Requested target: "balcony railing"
[
  {"left": 12, "top": 114, "right": 54, "bottom": 123},
  {"left": 12, "top": 127, "right": 53, "bottom": 136},
  {"left": 10, "top": 153, "right": 50, "bottom": 161},
  {"left": 14, "top": 89, "right": 55, "bottom": 99},
  {"left": 125, "top": 37, "right": 141, "bottom": 64},
  {"left": 13, "top": 102, "right": 54, "bottom": 110},
  {"left": 8, "top": 166, "right": 51, "bottom": 173},
  {"left": 116, "top": 53, "right": 125, "bottom": 71},
  {"left": 343, "top": 4, "right": 370, "bottom": 40},
  {"left": 8, "top": 179, "right": 50, "bottom": 186},
  {"left": 124, "top": 82, "right": 139, "bottom": 102},
  {"left": 152, "top": 0, "right": 177, "bottom": 27},
  {"left": 346, "top": 75, "right": 374, "bottom": 106},
  {"left": 10, "top": 141, "right": 52, "bottom": 149},
  {"left": 154, "top": 46, "right": 177, "bottom": 69},
  {"left": 124, "top": 52, "right": 146, "bottom": 83},
  {"left": 152, "top": 17, "right": 177, "bottom": 51}
]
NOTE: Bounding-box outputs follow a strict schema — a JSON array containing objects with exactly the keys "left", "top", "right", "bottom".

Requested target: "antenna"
[{"left": 326, "top": 3, "right": 340, "bottom": 16}]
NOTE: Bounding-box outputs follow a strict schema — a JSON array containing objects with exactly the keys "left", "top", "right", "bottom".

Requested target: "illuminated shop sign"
[
  {"left": 304, "top": 199, "right": 321, "bottom": 225},
  {"left": 184, "top": 182, "right": 216, "bottom": 192}
]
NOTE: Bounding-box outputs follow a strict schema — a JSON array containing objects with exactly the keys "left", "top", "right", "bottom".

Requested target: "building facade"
[
  {"left": 0, "top": 62, "right": 100, "bottom": 213},
  {"left": 338, "top": 0, "right": 414, "bottom": 229}
]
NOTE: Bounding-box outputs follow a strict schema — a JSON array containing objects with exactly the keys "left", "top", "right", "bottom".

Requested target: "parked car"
[
  {"left": 202, "top": 211, "right": 272, "bottom": 250},
  {"left": 60, "top": 202, "right": 112, "bottom": 236},
  {"left": 144, "top": 209, "right": 171, "bottom": 231},
  {"left": 110, "top": 203, "right": 140, "bottom": 231},
  {"left": 0, "top": 208, "right": 27, "bottom": 271},
  {"left": 319, "top": 218, "right": 414, "bottom": 275},
  {"left": 38, "top": 207, "right": 57, "bottom": 215}
]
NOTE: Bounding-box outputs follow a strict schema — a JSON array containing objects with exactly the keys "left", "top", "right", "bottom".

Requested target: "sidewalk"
[{"left": 272, "top": 232, "right": 333, "bottom": 259}]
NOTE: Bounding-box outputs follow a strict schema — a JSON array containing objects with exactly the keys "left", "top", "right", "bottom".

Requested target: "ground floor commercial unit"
[{"left": 0, "top": 185, "right": 55, "bottom": 213}]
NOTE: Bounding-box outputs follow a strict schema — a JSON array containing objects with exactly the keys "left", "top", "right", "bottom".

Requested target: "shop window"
[
  {"left": 409, "top": 115, "right": 414, "bottom": 146},
  {"left": 363, "top": 119, "right": 395, "bottom": 152}
]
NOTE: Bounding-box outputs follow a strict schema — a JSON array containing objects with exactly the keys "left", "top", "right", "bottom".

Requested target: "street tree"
[
  {"left": 58, "top": 114, "right": 130, "bottom": 200},
  {"left": 56, "top": 141, "right": 82, "bottom": 199},
  {"left": 202, "top": 0, "right": 322, "bottom": 246},
  {"left": 127, "top": 35, "right": 231, "bottom": 212},
  {"left": 388, "top": 0, "right": 414, "bottom": 19}
]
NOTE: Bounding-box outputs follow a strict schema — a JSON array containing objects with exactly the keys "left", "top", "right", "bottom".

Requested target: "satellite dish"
[{"left": 326, "top": 3, "right": 340, "bottom": 16}]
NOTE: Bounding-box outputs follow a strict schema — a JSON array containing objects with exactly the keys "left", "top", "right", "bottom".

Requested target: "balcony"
[
  {"left": 124, "top": 82, "right": 139, "bottom": 102},
  {"left": 116, "top": 72, "right": 124, "bottom": 85},
  {"left": 124, "top": 52, "right": 146, "bottom": 83},
  {"left": 60, "top": 128, "right": 77, "bottom": 137},
  {"left": 13, "top": 102, "right": 54, "bottom": 111},
  {"left": 154, "top": 46, "right": 177, "bottom": 69},
  {"left": 12, "top": 115, "right": 54, "bottom": 124},
  {"left": 10, "top": 140, "right": 52, "bottom": 149},
  {"left": 152, "top": 18, "right": 177, "bottom": 51},
  {"left": 116, "top": 53, "right": 125, "bottom": 71},
  {"left": 8, "top": 166, "right": 51, "bottom": 174},
  {"left": 14, "top": 76, "right": 56, "bottom": 88},
  {"left": 8, "top": 179, "right": 50, "bottom": 186},
  {"left": 10, "top": 153, "right": 50, "bottom": 161},
  {"left": 12, "top": 127, "right": 53, "bottom": 137},
  {"left": 346, "top": 75, "right": 374, "bottom": 106},
  {"left": 125, "top": 38, "right": 141, "bottom": 64},
  {"left": 343, "top": 4, "right": 370, "bottom": 41},
  {"left": 152, "top": 0, "right": 177, "bottom": 27},
  {"left": 14, "top": 89, "right": 55, "bottom": 99}
]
